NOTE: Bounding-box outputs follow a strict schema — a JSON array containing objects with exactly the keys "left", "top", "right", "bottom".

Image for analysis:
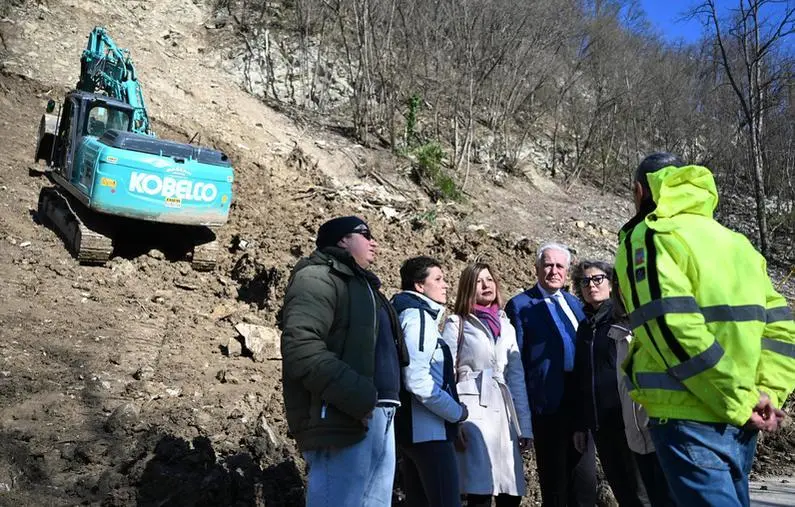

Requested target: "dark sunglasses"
[
  {"left": 352, "top": 224, "right": 374, "bottom": 240},
  {"left": 578, "top": 274, "right": 608, "bottom": 288}
]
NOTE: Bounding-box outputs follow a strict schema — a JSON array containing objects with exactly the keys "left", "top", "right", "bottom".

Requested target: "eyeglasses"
[
  {"left": 578, "top": 274, "right": 608, "bottom": 288},
  {"left": 352, "top": 224, "right": 374, "bottom": 240}
]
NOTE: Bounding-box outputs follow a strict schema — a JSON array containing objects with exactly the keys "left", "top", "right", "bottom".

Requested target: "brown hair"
[{"left": 453, "top": 262, "right": 504, "bottom": 316}]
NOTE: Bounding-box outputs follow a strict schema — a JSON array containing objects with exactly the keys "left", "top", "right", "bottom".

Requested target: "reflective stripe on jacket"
[{"left": 615, "top": 165, "right": 795, "bottom": 426}]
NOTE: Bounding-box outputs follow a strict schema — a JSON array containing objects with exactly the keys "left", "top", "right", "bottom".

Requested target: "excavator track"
[{"left": 38, "top": 186, "right": 114, "bottom": 265}]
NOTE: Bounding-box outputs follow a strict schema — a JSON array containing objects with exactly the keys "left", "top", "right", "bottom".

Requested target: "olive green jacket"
[{"left": 280, "top": 247, "right": 407, "bottom": 450}]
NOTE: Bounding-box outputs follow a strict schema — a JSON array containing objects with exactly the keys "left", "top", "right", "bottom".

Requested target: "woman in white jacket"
[{"left": 442, "top": 263, "right": 533, "bottom": 507}]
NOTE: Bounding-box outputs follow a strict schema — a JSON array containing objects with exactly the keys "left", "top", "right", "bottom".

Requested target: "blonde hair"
[{"left": 453, "top": 262, "right": 504, "bottom": 316}]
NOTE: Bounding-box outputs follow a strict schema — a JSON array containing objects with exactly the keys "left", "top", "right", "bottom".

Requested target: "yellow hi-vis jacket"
[{"left": 615, "top": 165, "right": 795, "bottom": 427}]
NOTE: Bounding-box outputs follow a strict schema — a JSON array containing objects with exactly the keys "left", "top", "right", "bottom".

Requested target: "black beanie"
[{"left": 316, "top": 216, "right": 370, "bottom": 248}]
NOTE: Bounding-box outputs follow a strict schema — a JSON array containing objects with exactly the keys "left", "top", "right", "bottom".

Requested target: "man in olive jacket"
[{"left": 280, "top": 216, "right": 409, "bottom": 507}]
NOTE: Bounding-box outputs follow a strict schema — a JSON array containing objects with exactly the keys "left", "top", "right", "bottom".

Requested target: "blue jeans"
[
  {"left": 648, "top": 418, "right": 758, "bottom": 507},
  {"left": 303, "top": 406, "right": 397, "bottom": 507}
]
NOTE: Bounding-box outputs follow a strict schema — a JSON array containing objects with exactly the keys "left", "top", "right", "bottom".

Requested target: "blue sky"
[
  {"left": 640, "top": 1, "right": 704, "bottom": 43},
  {"left": 639, "top": 0, "right": 794, "bottom": 47}
]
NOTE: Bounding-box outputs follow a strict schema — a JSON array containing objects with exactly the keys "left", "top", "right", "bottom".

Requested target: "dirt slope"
[{"left": 0, "top": 1, "right": 793, "bottom": 506}]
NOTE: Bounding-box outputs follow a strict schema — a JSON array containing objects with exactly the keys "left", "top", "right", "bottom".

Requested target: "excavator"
[{"left": 34, "top": 26, "right": 233, "bottom": 270}]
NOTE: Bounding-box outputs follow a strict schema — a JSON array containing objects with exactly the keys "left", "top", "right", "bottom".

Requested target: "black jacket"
[{"left": 573, "top": 299, "right": 623, "bottom": 431}]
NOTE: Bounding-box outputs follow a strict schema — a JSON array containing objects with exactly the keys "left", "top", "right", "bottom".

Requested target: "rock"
[
  {"left": 575, "top": 220, "right": 586, "bottom": 229},
  {"left": 104, "top": 403, "right": 140, "bottom": 434},
  {"left": 133, "top": 365, "right": 155, "bottom": 381},
  {"left": 381, "top": 206, "right": 399, "bottom": 219},
  {"left": 216, "top": 369, "right": 240, "bottom": 384},
  {"left": 242, "top": 313, "right": 264, "bottom": 325},
  {"left": 147, "top": 249, "right": 165, "bottom": 260},
  {"left": 19, "top": 241, "right": 31, "bottom": 247},
  {"left": 210, "top": 302, "right": 240, "bottom": 321},
  {"left": 205, "top": 16, "right": 229, "bottom": 29},
  {"left": 225, "top": 337, "right": 243, "bottom": 357},
  {"left": 194, "top": 410, "right": 213, "bottom": 428},
  {"left": 235, "top": 323, "right": 281, "bottom": 361},
  {"left": 0, "top": 463, "right": 13, "bottom": 492},
  {"left": 96, "top": 470, "right": 124, "bottom": 498},
  {"left": 110, "top": 258, "right": 136, "bottom": 278},
  {"left": 514, "top": 237, "right": 534, "bottom": 254},
  {"left": 150, "top": 290, "right": 172, "bottom": 303},
  {"left": 466, "top": 224, "right": 487, "bottom": 234},
  {"left": 124, "top": 380, "right": 157, "bottom": 399},
  {"left": 255, "top": 412, "right": 282, "bottom": 452},
  {"left": 173, "top": 280, "right": 199, "bottom": 291}
]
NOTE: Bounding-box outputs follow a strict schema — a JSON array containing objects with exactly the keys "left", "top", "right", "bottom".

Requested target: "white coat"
[{"left": 442, "top": 312, "right": 533, "bottom": 496}]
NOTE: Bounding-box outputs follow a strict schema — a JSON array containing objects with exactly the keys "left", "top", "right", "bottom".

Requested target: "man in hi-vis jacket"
[{"left": 615, "top": 152, "right": 795, "bottom": 507}]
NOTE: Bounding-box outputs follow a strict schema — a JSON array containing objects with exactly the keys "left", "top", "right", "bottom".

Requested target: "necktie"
[{"left": 551, "top": 293, "right": 577, "bottom": 371}]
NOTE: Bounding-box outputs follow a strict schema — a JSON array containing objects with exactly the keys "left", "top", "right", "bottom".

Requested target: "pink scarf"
[{"left": 473, "top": 303, "right": 501, "bottom": 341}]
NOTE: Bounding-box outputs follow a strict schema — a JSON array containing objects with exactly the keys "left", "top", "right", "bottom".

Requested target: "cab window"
[{"left": 86, "top": 106, "right": 131, "bottom": 137}]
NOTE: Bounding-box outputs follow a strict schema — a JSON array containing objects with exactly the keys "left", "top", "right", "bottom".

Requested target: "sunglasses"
[
  {"left": 578, "top": 274, "right": 608, "bottom": 288},
  {"left": 352, "top": 224, "right": 374, "bottom": 240}
]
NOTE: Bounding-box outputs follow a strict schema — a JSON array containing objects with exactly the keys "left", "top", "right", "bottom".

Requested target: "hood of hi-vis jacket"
[
  {"left": 615, "top": 164, "right": 795, "bottom": 427},
  {"left": 648, "top": 165, "right": 718, "bottom": 224}
]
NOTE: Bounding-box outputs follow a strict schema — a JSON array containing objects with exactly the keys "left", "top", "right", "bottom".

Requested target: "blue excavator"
[{"left": 34, "top": 26, "right": 233, "bottom": 270}]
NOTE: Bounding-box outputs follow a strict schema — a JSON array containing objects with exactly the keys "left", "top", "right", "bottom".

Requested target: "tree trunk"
[{"left": 750, "top": 127, "right": 769, "bottom": 254}]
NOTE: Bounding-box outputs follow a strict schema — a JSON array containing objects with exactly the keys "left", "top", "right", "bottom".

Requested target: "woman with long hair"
[{"left": 441, "top": 262, "right": 533, "bottom": 507}]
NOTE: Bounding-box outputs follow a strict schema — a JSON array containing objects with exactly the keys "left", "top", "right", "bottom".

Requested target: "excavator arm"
[{"left": 76, "top": 26, "right": 152, "bottom": 136}]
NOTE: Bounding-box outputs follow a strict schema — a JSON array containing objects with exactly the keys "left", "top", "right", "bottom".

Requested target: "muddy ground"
[{"left": 0, "top": 1, "right": 793, "bottom": 506}]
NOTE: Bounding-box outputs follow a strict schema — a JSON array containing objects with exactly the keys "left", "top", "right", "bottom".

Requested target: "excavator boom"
[{"left": 76, "top": 27, "right": 151, "bottom": 135}]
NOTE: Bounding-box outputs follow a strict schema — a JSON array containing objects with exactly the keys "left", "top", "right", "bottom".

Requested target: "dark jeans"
[
  {"left": 400, "top": 440, "right": 461, "bottom": 507},
  {"left": 532, "top": 413, "right": 597, "bottom": 507},
  {"left": 594, "top": 425, "right": 650, "bottom": 506},
  {"left": 466, "top": 494, "right": 521, "bottom": 507},
  {"left": 634, "top": 452, "right": 675, "bottom": 507},
  {"left": 649, "top": 419, "right": 758, "bottom": 507}
]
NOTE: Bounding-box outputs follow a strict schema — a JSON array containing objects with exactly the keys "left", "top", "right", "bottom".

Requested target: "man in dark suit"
[{"left": 506, "top": 243, "right": 596, "bottom": 507}]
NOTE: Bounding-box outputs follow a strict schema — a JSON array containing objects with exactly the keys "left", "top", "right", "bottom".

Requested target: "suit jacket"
[{"left": 505, "top": 284, "right": 586, "bottom": 415}]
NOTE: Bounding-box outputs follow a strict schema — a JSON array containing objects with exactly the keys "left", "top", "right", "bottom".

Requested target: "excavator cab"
[{"left": 36, "top": 91, "right": 135, "bottom": 170}]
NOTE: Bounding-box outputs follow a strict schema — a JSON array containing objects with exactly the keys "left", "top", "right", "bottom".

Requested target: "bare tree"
[{"left": 693, "top": 0, "right": 795, "bottom": 255}]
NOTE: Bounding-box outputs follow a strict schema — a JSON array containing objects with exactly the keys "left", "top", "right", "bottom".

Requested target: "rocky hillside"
[{"left": 0, "top": 0, "right": 792, "bottom": 505}]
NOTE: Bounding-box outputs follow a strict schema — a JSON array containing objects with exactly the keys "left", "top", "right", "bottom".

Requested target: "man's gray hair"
[{"left": 536, "top": 242, "right": 572, "bottom": 267}]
